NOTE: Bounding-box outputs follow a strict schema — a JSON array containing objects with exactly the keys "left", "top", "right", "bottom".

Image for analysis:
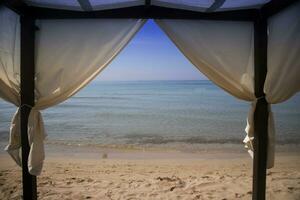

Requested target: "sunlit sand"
[{"left": 0, "top": 145, "right": 299, "bottom": 200}]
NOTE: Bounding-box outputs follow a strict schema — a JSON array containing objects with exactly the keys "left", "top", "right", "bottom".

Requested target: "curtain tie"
[
  {"left": 19, "top": 104, "right": 34, "bottom": 109},
  {"left": 5, "top": 107, "right": 47, "bottom": 175},
  {"left": 256, "top": 95, "right": 265, "bottom": 101},
  {"left": 243, "top": 99, "right": 275, "bottom": 168}
]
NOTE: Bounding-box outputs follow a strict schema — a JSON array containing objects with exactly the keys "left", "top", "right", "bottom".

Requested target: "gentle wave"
[
  {"left": 43, "top": 135, "right": 300, "bottom": 147},
  {"left": 72, "top": 96, "right": 130, "bottom": 100}
]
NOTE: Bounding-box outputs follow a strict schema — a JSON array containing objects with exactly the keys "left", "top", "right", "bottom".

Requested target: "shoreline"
[
  {"left": 1, "top": 141, "right": 300, "bottom": 160},
  {"left": 43, "top": 142, "right": 300, "bottom": 159}
]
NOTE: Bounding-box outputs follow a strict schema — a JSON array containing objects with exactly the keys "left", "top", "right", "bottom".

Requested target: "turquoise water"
[{"left": 0, "top": 80, "right": 300, "bottom": 147}]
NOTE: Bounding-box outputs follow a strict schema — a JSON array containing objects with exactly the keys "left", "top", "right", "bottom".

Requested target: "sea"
[{"left": 0, "top": 80, "right": 300, "bottom": 151}]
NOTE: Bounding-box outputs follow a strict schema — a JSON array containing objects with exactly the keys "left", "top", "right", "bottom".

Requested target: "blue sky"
[{"left": 97, "top": 20, "right": 207, "bottom": 81}]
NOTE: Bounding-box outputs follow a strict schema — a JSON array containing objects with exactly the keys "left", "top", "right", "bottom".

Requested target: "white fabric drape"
[
  {"left": 1, "top": 10, "right": 146, "bottom": 175},
  {"left": 156, "top": 7, "right": 300, "bottom": 168},
  {"left": 262, "top": 1, "right": 300, "bottom": 167},
  {"left": 155, "top": 19, "right": 279, "bottom": 167},
  {"left": 265, "top": 1, "right": 300, "bottom": 103},
  {"left": 0, "top": 6, "right": 22, "bottom": 166},
  {"left": 156, "top": 20, "right": 255, "bottom": 101},
  {"left": 0, "top": 6, "right": 20, "bottom": 106}
]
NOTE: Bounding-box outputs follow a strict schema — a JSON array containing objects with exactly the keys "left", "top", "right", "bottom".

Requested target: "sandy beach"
[{"left": 0, "top": 145, "right": 299, "bottom": 200}]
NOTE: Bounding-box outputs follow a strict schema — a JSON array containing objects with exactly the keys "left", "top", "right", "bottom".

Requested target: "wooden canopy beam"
[
  {"left": 20, "top": 15, "right": 37, "bottom": 200},
  {"left": 77, "top": 0, "right": 93, "bottom": 11},
  {"left": 145, "top": 0, "right": 151, "bottom": 6},
  {"left": 206, "top": 0, "right": 226, "bottom": 12},
  {"left": 2, "top": 0, "right": 29, "bottom": 16},
  {"left": 3, "top": 0, "right": 299, "bottom": 20},
  {"left": 30, "top": 5, "right": 257, "bottom": 21},
  {"left": 262, "top": 0, "right": 299, "bottom": 17},
  {"left": 252, "top": 11, "right": 268, "bottom": 200}
]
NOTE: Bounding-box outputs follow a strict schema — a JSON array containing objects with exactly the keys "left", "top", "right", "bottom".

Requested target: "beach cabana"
[{"left": 0, "top": 0, "right": 299, "bottom": 199}]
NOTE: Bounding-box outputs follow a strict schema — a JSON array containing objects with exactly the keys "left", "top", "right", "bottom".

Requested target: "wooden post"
[
  {"left": 252, "top": 11, "right": 269, "bottom": 200},
  {"left": 20, "top": 15, "right": 37, "bottom": 200}
]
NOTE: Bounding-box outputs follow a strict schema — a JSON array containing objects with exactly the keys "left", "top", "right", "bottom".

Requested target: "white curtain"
[
  {"left": 0, "top": 7, "right": 22, "bottom": 166},
  {"left": 155, "top": 19, "right": 260, "bottom": 162},
  {"left": 156, "top": 2, "right": 300, "bottom": 167},
  {"left": 262, "top": 1, "right": 300, "bottom": 166},
  {"left": 155, "top": 20, "right": 255, "bottom": 101},
  {"left": 0, "top": 7, "right": 20, "bottom": 106},
  {"left": 265, "top": 1, "right": 300, "bottom": 103},
  {"left": 0, "top": 6, "right": 146, "bottom": 175}
]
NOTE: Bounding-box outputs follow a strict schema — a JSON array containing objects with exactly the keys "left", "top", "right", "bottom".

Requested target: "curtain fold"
[
  {"left": 155, "top": 20, "right": 255, "bottom": 101},
  {"left": 156, "top": 9, "right": 299, "bottom": 167},
  {"left": 0, "top": 6, "right": 22, "bottom": 168},
  {"left": 1, "top": 10, "right": 146, "bottom": 175},
  {"left": 0, "top": 6, "right": 20, "bottom": 106},
  {"left": 265, "top": 0, "right": 300, "bottom": 103},
  {"left": 154, "top": 19, "right": 280, "bottom": 167},
  {"left": 262, "top": 1, "right": 300, "bottom": 167},
  {"left": 155, "top": 19, "right": 259, "bottom": 158}
]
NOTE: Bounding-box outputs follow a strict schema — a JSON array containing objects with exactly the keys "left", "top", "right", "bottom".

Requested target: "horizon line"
[{"left": 94, "top": 79, "right": 209, "bottom": 82}]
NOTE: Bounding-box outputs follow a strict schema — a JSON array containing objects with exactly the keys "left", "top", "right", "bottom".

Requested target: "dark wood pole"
[
  {"left": 252, "top": 11, "right": 269, "bottom": 200},
  {"left": 20, "top": 15, "right": 37, "bottom": 200}
]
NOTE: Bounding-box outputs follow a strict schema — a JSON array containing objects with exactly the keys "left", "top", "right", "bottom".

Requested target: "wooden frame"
[
  {"left": 29, "top": 6, "right": 258, "bottom": 21},
  {"left": 1, "top": 0, "right": 299, "bottom": 199},
  {"left": 20, "top": 15, "right": 37, "bottom": 200},
  {"left": 3, "top": 0, "right": 298, "bottom": 19},
  {"left": 253, "top": 12, "right": 268, "bottom": 200}
]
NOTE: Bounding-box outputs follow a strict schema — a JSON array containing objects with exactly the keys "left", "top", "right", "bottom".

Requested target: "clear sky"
[{"left": 97, "top": 20, "right": 207, "bottom": 81}]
